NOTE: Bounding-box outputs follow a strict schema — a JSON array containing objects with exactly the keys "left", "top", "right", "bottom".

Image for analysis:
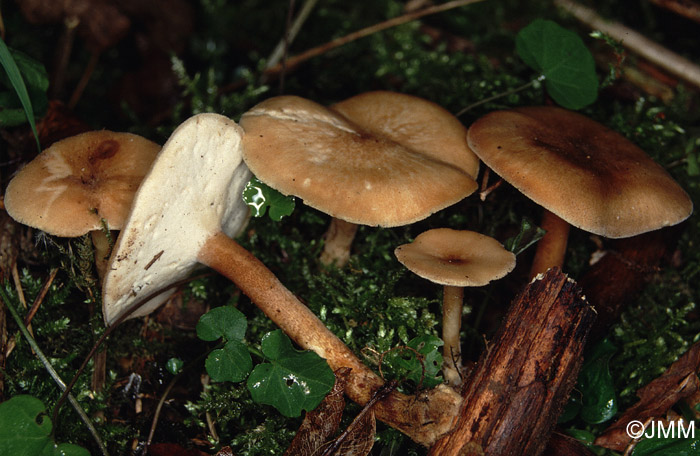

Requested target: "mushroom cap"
[
  {"left": 467, "top": 106, "right": 693, "bottom": 238},
  {"left": 4, "top": 131, "right": 160, "bottom": 236},
  {"left": 331, "top": 91, "right": 479, "bottom": 179},
  {"left": 102, "top": 114, "right": 251, "bottom": 324},
  {"left": 394, "top": 228, "right": 516, "bottom": 287},
  {"left": 239, "top": 94, "right": 477, "bottom": 227}
]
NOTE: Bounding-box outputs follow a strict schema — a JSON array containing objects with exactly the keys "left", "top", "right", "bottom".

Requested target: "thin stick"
[
  {"left": 216, "top": 0, "right": 486, "bottom": 94},
  {"left": 456, "top": 77, "right": 541, "bottom": 117},
  {"left": 24, "top": 268, "right": 58, "bottom": 327},
  {"left": 555, "top": 0, "right": 700, "bottom": 89},
  {"left": 265, "top": 0, "right": 321, "bottom": 91},
  {"left": 0, "top": 289, "right": 110, "bottom": 456},
  {"left": 68, "top": 51, "right": 100, "bottom": 109}
]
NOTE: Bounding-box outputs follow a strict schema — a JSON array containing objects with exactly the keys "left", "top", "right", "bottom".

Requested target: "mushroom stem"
[
  {"left": 442, "top": 285, "right": 464, "bottom": 386},
  {"left": 529, "top": 209, "right": 570, "bottom": 279},
  {"left": 90, "top": 230, "right": 113, "bottom": 279},
  {"left": 319, "top": 218, "right": 359, "bottom": 267},
  {"left": 198, "top": 231, "right": 381, "bottom": 400},
  {"left": 197, "top": 231, "right": 462, "bottom": 445}
]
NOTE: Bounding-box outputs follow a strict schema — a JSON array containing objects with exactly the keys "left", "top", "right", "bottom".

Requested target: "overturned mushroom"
[
  {"left": 4, "top": 130, "right": 160, "bottom": 276},
  {"left": 467, "top": 106, "right": 693, "bottom": 277},
  {"left": 395, "top": 229, "right": 515, "bottom": 386},
  {"left": 240, "top": 93, "right": 478, "bottom": 267},
  {"left": 102, "top": 113, "right": 462, "bottom": 444}
]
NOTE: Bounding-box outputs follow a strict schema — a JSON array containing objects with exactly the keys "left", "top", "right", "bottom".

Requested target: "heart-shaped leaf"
[
  {"left": 206, "top": 339, "right": 253, "bottom": 383},
  {"left": 516, "top": 19, "right": 598, "bottom": 110},
  {"left": 247, "top": 330, "right": 335, "bottom": 417},
  {"left": 242, "top": 176, "right": 295, "bottom": 221},
  {"left": 0, "top": 395, "right": 90, "bottom": 456},
  {"left": 196, "top": 306, "right": 247, "bottom": 342}
]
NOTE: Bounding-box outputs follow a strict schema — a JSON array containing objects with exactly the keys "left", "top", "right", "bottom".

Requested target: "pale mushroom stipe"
[{"left": 395, "top": 229, "right": 516, "bottom": 386}]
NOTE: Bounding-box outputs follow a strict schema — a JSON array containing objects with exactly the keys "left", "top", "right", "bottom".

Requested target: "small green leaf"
[
  {"left": 386, "top": 335, "right": 444, "bottom": 388},
  {"left": 206, "top": 339, "right": 253, "bottom": 383},
  {"left": 0, "top": 39, "right": 46, "bottom": 151},
  {"left": 166, "top": 357, "right": 184, "bottom": 375},
  {"left": 516, "top": 19, "right": 598, "bottom": 109},
  {"left": 196, "top": 306, "right": 247, "bottom": 342},
  {"left": 0, "top": 395, "right": 90, "bottom": 456},
  {"left": 632, "top": 435, "right": 700, "bottom": 456},
  {"left": 242, "top": 177, "right": 295, "bottom": 221},
  {"left": 578, "top": 338, "right": 618, "bottom": 424},
  {"left": 504, "top": 218, "right": 546, "bottom": 256},
  {"left": 247, "top": 330, "right": 335, "bottom": 417}
]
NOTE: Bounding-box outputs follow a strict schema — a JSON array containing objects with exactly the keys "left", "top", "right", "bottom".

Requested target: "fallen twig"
[{"left": 555, "top": 0, "right": 700, "bottom": 89}]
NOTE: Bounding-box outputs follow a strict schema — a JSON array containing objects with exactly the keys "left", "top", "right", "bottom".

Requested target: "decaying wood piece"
[
  {"left": 578, "top": 225, "right": 682, "bottom": 340},
  {"left": 428, "top": 268, "right": 595, "bottom": 456}
]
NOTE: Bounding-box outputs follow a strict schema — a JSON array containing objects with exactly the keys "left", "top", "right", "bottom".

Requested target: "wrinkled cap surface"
[
  {"left": 394, "top": 228, "right": 516, "bottom": 287},
  {"left": 240, "top": 94, "right": 477, "bottom": 227},
  {"left": 467, "top": 106, "right": 693, "bottom": 238},
  {"left": 102, "top": 114, "right": 251, "bottom": 324},
  {"left": 4, "top": 131, "right": 160, "bottom": 236}
]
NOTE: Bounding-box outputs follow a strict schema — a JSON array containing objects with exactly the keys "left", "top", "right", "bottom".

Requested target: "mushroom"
[
  {"left": 4, "top": 130, "right": 160, "bottom": 277},
  {"left": 394, "top": 228, "right": 515, "bottom": 386},
  {"left": 466, "top": 106, "right": 693, "bottom": 277},
  {"left": 239, "top": 92, "right": 479, "bottom": 267},
  {"left": 102, "top": 113, "right": 414, "bottom": 421}
]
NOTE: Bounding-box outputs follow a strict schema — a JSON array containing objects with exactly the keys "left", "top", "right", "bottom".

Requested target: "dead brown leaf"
[
  {"left": 595, "top": 341, "right": 700, "bottom": 451},
  {"left": 284, "top": 368, "right": 350, "bottom": 456}
]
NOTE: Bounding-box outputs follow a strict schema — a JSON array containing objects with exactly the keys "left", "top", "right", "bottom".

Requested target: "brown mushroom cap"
[
  {"left": 331, "top": 91, "right": 479, "bottom": 179},
  {"left": 4, "top": 131, "right": 160, "bottom": 237},
  {"left": 240, "top": 95, "right": 477, "bottom": 227},
  {"left": 394, "top": 228, "right": 516, "bottom": 287},
  {"left": 467, "top": 106, "right": 693, "bottom": 238}
]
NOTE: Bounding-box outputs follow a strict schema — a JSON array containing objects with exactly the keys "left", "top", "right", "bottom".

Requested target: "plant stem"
[
  {"left": 0, "top": 287, "right": 110, "bottom": 456},
  {"left": 456, "top": 77, "right": 542, "bottom": 117}
]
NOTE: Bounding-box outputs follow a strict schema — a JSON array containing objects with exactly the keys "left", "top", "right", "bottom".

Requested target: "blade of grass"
[{"left": 0, "top": 37, "right": 41, "bottom": 152}]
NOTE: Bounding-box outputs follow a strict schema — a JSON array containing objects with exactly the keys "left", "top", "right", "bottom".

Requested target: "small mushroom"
[
  {"left": 239, "top": 93, "right": 478, "bottom": 267},
  {"left": 467, "top": 106, "right": 693, "bottom": 277},
  {"left": 4, "top": 130, "right": 160, "bottom": 276},
  {"left": 394, "top": 228, "right": 515, "bottom": 386},
  {"left": 102, "top": 113, "right": 386, "bottom": 407}
]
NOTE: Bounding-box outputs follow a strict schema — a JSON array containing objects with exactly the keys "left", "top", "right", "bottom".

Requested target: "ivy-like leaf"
[
  {"left": 516, "top": 19, "right": 598, "bottom": 109},
  {"left": 242, "top": 176, "right": 295, "bottom": 221},
  {"left": 196, "top": 306, "right": 247, "bottom": 342},
  {"left": 0, "top": 395, "right": 90, "bottom": 456},
  {"left": 504, "top": 218, "right": 546, "bottom": 256},
  {"left": 578, "top": 338, "right": 618, "bottom": 424},
  {"left": 247, "top": 330, "right": 335, "bottom": 417},
  {"left": 386, "top": 335, "right": 444, "bottom": 388},
  {"left": 631, "top": 436, "right": 700, "bottom": 456},
  {"left": 206, "top": 339, "right": 253, "bottom": 383}
]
